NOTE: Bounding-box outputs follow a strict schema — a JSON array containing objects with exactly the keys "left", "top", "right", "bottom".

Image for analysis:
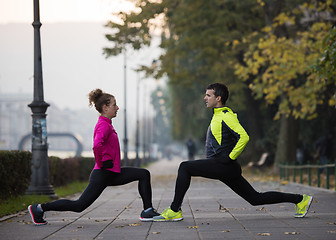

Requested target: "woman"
[{"left": 28, "top": 89, "right": 159, "bottom": 225}]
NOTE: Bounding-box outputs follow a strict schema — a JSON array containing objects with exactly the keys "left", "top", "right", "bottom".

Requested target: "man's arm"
[{"left": 223, "top": 113, "right": 249, "bottom": 160}]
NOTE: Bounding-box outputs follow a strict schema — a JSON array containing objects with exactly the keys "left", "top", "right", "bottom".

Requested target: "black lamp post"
[
  {"left": 143, "top": 85, "right": 148, "bottom": 163},
  {"left": 135, "top": 72, "right": 140, "bottom": 167},
  {"left": 123, "top": 50, "right": 128, "bottom": 166},
  {"left": 26, "top": 0, "right": 55, "bottom": 197}
]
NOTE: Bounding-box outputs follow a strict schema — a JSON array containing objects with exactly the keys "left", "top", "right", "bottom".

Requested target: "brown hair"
[{"left": 88, "top": 89, "right": 114, "bottom": 113}]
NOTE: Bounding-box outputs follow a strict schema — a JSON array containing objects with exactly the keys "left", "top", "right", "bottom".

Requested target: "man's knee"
[
  {"left": 246, "top": 192, "right": 263, "bottom": 206},
  {"left": 178, "top": 161, "right": 190, "bottom": 173}
]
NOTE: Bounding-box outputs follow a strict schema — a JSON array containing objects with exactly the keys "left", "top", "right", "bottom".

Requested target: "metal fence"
[{"left": 279, "top": 161, "right": 336, "bottom": 190}]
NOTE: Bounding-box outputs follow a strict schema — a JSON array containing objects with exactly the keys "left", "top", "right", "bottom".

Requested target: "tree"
[
  {"left": 314, "top": 25, "right": 336, "bottom": 107},
  {"left": 234, "top": 1, "right": 336, "bottom": 166},
  {"left": 103, "top": 0, "right": 335, "bottom": 165},
  {"left": 235, "top": 21, "right": 333, "bottom": 119},
  {"left": 103, "top": 0, "right": 269, "bottom": 159}
]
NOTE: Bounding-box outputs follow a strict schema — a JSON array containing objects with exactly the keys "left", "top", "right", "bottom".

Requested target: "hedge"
[
  {"left": 49, "top": 156, "right": 94, "bottom": 187},
  {"left": 0, "top": 151, "right": 95, "bottom": 201},
  {"left": 0, "top": 151, "right": 32, "bottom": 200}
]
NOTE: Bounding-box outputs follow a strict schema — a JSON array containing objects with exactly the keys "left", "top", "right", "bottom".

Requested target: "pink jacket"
[{"left": 92, "top": 116, "right": 121, "bottom": 173}]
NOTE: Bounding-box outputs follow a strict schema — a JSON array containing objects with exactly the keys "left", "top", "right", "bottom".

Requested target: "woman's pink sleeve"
[{"left": 93, "top": 125, "right": 106, "bottom": 168}]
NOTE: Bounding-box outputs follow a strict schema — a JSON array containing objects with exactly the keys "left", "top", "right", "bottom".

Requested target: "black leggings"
[
  {"left": 42, "top": 167, "right": 153, "bottom": 212},
  {"left": 170, "top": 159, "right": 303, "bottom": 212}
]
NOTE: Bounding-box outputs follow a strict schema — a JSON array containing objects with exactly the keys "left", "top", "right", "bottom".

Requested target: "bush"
[
  {"left": 49, "top": 156, "right": 94, "bottom": 187},
  {"left": 0, "top": 151, "right": 32, "bottom": 200},
  {"left": 0, "top": 151, "right": 95, "bottom": 201},
  {"left": 78, "top": 157, "right": 95, "bottom": 181}
]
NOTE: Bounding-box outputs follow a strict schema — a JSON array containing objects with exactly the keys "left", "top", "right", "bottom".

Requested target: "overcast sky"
[
  {"left": 0, "top": 0, "right": 133, "bottom": 24},
  {"left": 0, "top": 0, "right": 162, "bottom": 113}
]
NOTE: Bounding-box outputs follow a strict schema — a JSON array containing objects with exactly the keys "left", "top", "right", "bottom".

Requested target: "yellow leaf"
[
  {"left": 281, "top": 180, "right": 289, "bottom": 185},
  {"left": 129, "top": 223, "right": 141, "bottom": 226},
  {"left": 232, "top": 40, "right": 240, "bottom": 49},
  {"left": 258, "top": 232, "right": 271, "bottom": 236},
  {"left": 284, "top": 232, "right": 300, "bottom": 235},
  {"left": 95, "top": 219, "right": 108, "bottom": 222},
  {"left": 257, "top": 0, "right": 265, "bottom": 7},
  {"left": 262, "top": 26, "right": 272, "bottom": 33}
]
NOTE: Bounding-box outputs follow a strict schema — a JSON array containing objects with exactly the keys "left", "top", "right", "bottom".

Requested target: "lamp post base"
[{"left": 26, "top": 185, "right": 58, "bottom": 199}]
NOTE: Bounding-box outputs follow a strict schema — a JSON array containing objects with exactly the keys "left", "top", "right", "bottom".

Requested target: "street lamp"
[
  {"left": 135, "top": 59, "right": 157, "bottom": 165},
  {"left": 143, "top": 85, "right": 148, "bottom": 163},
  {"left": 123, "top": 49, "right": 129, "bottom": 166},
  {"left": 135, "top": 72, "right": 141, "bottom": 167},
  {"left": 26, "top": 0, "right": 55, "bottom": 197}
]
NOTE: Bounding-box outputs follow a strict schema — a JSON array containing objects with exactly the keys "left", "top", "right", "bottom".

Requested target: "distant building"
[
  {"left": 0, "top": 93, "right": 32, "bottom": 150},
  {"left": 0, "top": 93, "right": 98, "bottom": 153},
  {"left": 1, "top": 93, "right": 138, "bottom": 158}
]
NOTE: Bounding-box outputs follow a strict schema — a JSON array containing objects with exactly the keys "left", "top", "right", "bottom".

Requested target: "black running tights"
[
  {"left": 42, "top": 167, "right": 153, "bottom": 212},
  {"left": 170, "top": 159, "right": 303, "bottom": 212}
]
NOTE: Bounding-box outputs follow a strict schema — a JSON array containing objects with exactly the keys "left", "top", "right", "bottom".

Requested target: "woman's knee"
[
  {"left": 71, "top": 202, "right": 90, "bottom": 212},
  {"left": 139, "top": 168, "right": 151, "bottom": 180}
]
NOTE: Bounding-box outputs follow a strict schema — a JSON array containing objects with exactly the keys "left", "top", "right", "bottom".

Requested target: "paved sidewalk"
[{"left": 1, "top": 157, "right": 336, "bottom": 240}]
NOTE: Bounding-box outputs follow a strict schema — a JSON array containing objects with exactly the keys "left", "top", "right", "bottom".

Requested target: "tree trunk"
[
  {"left": 273, "top": 115, "right": 299, "bottom": 172},
  {"left": 242, "top": 88, "right": 264, "bottom": 164}
]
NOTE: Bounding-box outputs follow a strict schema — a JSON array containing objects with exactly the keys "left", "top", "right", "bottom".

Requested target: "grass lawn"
[{"left": 0, "top": 181, "right": 88, "bottom": 218}]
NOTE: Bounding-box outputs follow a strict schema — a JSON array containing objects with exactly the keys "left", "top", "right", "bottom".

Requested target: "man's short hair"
[{"left": 206, "top": 83, "right": 229, "bottom": 105}]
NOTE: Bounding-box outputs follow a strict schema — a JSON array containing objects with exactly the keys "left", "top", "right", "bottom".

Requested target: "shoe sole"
[
  {"left": 139, "top": 217, "right": 155, "bottom": 222},
  {"left": 294, "top": 196, "right": 313, "bottom": 218},
  {"left": 28, "top": 205, "right": 47, "bottom": 226},
  {"left": 153, "top": 217, "right": 183, "bottom": 222}
]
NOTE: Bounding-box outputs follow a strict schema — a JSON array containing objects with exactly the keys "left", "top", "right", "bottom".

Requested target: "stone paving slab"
[{"left": 1, "top": 157, "right": 336, "bottom": 240}]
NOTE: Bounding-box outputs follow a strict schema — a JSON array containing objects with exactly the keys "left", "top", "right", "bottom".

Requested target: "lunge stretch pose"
[
  {"left": 28, "top": 89, "right": 159, "bottom": 225},
  {"left": 154, "top": 83, "right": 312, "bottom": 221}
]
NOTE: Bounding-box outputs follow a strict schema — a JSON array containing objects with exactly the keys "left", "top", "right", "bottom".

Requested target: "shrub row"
[
  {"left": 0, "top": 151, "right": 32, "bottom": 200},
  {"left": 0, "top": 151, "right": 95, "bottom": 201},
  {"left": 49, "top": 156, "right": 94, "bottom": 187}
]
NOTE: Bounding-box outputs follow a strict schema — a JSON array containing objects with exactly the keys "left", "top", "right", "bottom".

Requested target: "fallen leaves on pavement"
[
  {"left": 284, "top": 231, "right": 300, "bottom": 235},
  {"left": 129, "top": 223, "right": 141, "bottom": 226},
  {"left": 258, "top": 232, "right": 271, "bottom": 236},
  {"left": 187, "top": 226, "right": 198, "bottom": 229}
]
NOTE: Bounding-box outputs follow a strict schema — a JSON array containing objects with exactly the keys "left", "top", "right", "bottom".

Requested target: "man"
[
  {"left": 154, "top": 83, "right": 312, "bottom": 221},
  {"left": 314, "top": 131, "right": 333, "bottom": 173},
  {"left": 186, "top": 138, "right": 196, "bottom": 160}
]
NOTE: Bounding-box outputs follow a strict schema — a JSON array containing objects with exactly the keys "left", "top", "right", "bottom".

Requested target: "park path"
[{"left": 1, "top": 157, "right": 336, "bottom": 240}]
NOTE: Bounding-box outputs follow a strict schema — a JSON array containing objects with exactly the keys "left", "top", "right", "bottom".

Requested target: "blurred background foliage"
[{"left": 103, "top": 0, "right": 336, "bottom": 167}]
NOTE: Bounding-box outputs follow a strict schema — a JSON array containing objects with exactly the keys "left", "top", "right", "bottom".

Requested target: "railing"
[{"left": 279, "top": 161, "right": 336, "bottom": 190}]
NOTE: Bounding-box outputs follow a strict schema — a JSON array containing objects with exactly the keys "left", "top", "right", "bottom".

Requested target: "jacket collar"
[
  {"left": 213, "top": 106, "right": 231, "bottom": 114},
  {"left": 99, "top": 115, "right": 112, "bottom": 124}
]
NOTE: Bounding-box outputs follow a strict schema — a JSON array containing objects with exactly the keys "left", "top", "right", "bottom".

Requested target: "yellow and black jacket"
[{"left": 206, "top": 107, "right": 249, "bottom": 161}]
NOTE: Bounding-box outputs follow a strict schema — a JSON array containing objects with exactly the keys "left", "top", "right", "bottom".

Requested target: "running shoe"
[
  {"left": 28, "top": 204, "right": 47, "bottom": 225},
  {"left": 294, "top": 194, "right": 313, "bottom": 218},
  {"left": 153, "top": 207, "right": 183, "bottom": 221},
  {"left": 139, "top": 208, "right": 160, "bottom": 221}
]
